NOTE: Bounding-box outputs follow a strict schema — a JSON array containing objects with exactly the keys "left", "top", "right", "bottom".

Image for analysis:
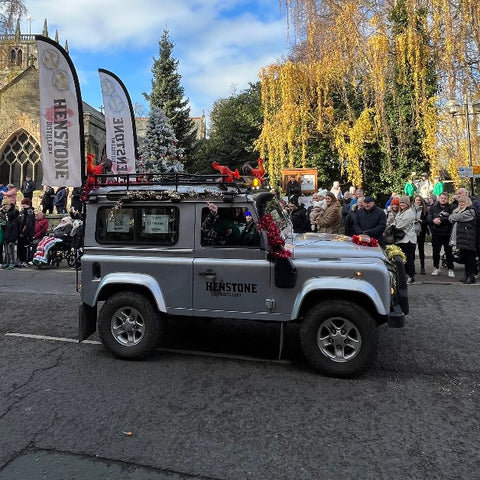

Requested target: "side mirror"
[{"left": 274, "top": 257, "right": 297, "bottom": 288}]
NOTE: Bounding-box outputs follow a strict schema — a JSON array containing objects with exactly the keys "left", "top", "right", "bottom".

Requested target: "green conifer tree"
[{"left": 143, "top": 29, "right": 197, "bottom": 160}]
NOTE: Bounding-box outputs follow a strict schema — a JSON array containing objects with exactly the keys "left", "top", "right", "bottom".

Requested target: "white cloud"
[{"left": 24, "top": 0, "right": 290, "bottom": 115}]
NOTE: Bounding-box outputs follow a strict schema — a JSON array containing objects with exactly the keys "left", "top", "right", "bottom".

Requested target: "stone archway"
[{"left": 0, "top": 129, "right": 42, "bottom": 186}]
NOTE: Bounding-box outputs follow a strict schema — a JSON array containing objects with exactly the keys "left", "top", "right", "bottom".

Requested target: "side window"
[
  {"left": 200, "top": 206, "right": 259, "bottom": 247},
  {"left": 96, "top": 206, "right": 179, "bottom": 245}
]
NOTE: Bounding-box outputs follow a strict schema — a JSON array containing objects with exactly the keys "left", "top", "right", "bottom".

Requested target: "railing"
[{"left": 93, "top": 172, "right": 249, "bottom": 193}]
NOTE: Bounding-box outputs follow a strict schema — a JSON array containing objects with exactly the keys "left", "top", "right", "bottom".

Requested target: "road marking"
[
  {"left": 4, "top": 332, "right": 291, "bottom": 364},
  {"left": 5, "top": 332, "right": 100, "bottom": 344}
]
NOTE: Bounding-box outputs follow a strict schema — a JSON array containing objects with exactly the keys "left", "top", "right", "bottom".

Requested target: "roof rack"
[{"left": 93, "top": 172, "right": 249, "bottom": 193}]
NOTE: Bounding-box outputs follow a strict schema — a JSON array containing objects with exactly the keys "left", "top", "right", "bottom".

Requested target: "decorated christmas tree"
[{"left": 138, "top": 106, "right": 185, "bottom": 174}]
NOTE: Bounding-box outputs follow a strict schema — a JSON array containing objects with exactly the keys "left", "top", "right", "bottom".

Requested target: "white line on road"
[
  {"left": 4, "top": 332, "right": 291, "bottom": 364},
  {"left": 5, "top": 332, "right": 100, "bottom": 344}
]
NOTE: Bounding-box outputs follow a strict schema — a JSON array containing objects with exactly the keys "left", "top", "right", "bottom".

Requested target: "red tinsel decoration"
[
  {"left": 257, "top": 214, "right": 292, "bottom": 258},
  {"left": 352, "top": 235, "right": 379, "bottom": 247}
]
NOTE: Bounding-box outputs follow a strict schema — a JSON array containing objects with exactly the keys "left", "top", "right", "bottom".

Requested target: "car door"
[{"left": 193, "top": 203, "right": 272, "bottom": 319}]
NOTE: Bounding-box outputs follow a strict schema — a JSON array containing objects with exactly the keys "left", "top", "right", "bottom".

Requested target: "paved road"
[{"left": 0, "top": 265, "right": 479, "bottom": 479}]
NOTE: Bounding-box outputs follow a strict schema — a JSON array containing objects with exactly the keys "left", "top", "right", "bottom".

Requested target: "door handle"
[{"left": 199, "top": 269, "right": 216, "bottom": 276}]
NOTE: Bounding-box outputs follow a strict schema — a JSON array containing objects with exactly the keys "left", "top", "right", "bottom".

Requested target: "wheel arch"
[
  {"left": 95, "top": 273, "right": 166, "bottom": 313},
  {"left": 294, "top": 285, "right": 383, "bottom": 324}
]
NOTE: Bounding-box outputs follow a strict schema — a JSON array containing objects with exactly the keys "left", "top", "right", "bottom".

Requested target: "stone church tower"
[{"left": 0, "top": 19, "right": 105, "bottom": 188}]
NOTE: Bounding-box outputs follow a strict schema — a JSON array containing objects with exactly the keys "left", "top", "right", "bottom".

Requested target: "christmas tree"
[
  {"left": 144, "top": 29, "right": 197, "bottom": 159},
  {"left": 138, "top": 106, "right": 185, "bottom": 174}
]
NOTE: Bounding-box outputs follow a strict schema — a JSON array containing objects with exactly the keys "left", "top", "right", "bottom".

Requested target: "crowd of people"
[
  {"left": 0, "top": 179, "right": 84, "bottom": 269},
  {"left": 2, "top": 173, "right": 480, "bottom": 284},
  {"left": 285, "top": 176, "right": 480, "bottom": 285}
]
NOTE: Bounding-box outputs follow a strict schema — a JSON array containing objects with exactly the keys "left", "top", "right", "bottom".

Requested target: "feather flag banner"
[
  {"left": 36, "top": 36, "right": 85, "bottom": 187},
  {"left": 99, "top": 69, "right": 138, "bottom": 174}
]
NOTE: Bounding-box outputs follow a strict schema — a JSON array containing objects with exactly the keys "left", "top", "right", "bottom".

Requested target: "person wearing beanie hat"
[
  {"left": 393, "top": 195, "right": 417, "bottom": 284},
  {"left": 386, "top": 196, "right": 400, "bottom": 228},
  {"left": 449, "top": 194, "right": 477, "bottom": 283},
  {"left": 384, "top": 191, "right": 399, "bottom": 209},
  {"left": 239, "top": 210, "right": 260, "bottom": 246},
  {"left": 308, "top": 191, "right": 327, "bottom": 231}
]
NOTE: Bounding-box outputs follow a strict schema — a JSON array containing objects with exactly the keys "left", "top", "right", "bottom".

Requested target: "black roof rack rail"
[{"left": 93, "top": 172, "right": 249, "bottom": 193}]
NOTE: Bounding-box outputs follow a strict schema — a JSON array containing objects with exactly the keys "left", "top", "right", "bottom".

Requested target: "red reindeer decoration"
[
  {"left": 212, "top": 161, "right": 240, "bottom": 182},
  {"left": 242, "top": 158, "right": 266, "bottom": 184},
  {"left": 248, "top": 158, "right": 265, "bottom": 182},
  {"left": 81, "top": 154, "right": 113, "bottom": 201}
]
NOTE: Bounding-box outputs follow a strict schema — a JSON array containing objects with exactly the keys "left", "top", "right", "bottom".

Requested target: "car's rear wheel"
[
  {"left": 98, "top": 292, "right": 161, "bottom": 359},
  {"left": 300, "top": 300, "right": 378, "bottom": 378}
]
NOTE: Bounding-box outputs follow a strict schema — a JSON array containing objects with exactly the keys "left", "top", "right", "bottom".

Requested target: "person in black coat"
[
  {"left": 287, "top": 200, "right": 308, "bottom": 233},
  {"left": 18, "top": 198, "right": 35, "bottom": 265},
  {"left": 70, "top": 187, "right": 83, "bottom": 214},
  {"left": 1, "top": 203, "right": 19, "bottom": 269},
  {"left": 41, "top": 186, "right": 55, "bottom": 214},
  {"left": 286, "top": 176, "right": 301, "bottom": 200},
  {"left": 426, "top": 192, "right": 453, "bottom": 276},
  {"left": 449, "top": 194, "right": 477, "bottom": 283},
  {"left": 353, "top": 196, "right": 386, "bottom": 246},
  {"left": 21, "top": 176, "right": 35, "bottom": 200}
]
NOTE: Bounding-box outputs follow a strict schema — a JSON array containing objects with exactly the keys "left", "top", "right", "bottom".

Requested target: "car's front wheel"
[
  {"left": 98, "top": 292, "right": 161, "bottom": 359},
  {"left": 300, "top": 300, "right": 378, "bottom": 378}
]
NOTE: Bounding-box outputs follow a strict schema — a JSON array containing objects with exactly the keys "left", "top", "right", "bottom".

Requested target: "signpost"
[{"left": 459, "top": 166, "right": 480, "bottom": 178}]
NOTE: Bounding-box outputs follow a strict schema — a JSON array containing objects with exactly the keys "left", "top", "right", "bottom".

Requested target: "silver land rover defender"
[{"left": 79, "top": 174, "right": 408, "bottom": 377}]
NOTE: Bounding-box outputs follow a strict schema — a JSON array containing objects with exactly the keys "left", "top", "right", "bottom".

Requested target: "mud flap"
[{"left": 79, "top": 303, "right": 97, "bottom": 342}]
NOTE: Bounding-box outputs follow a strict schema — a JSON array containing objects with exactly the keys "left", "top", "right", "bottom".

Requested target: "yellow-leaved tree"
[{"left": 256, "top": 0, "right": 480, "bottom": 193}]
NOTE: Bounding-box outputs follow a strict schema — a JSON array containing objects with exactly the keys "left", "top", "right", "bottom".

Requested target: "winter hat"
[
  {"left": 317, "top": 189, "right": 327, "bottom": 197},
  {"left": 399, "top": 196, "right": 411, "bottom": 205},
  {"left": 363, "top": 196, "right": 375, "bottom": 203},
  {"left": 391, "top": 197, "right": 400, "bottom": 206}
]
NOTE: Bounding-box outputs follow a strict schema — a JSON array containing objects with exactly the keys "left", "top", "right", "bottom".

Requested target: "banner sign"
[
  {"left": 36, "top": 36, "right": 85, "bottom": 187},
  {"left": 99, "top": 69, "right": 138, "bottom": 174}
]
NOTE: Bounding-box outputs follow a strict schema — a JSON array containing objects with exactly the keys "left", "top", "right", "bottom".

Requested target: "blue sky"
[{"left": 24, "top": 0, "right": 291, "bottom": 121}]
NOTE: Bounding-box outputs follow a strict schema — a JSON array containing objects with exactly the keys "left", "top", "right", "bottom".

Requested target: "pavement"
[{"left": 413, "top": 241, "right": 479, "bottom": 285}]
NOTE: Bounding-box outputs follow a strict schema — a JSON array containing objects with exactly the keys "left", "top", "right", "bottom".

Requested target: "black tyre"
[
  {"left": 98, "top": 292, "right": 161, "bottom": 359},
  {"left": 299, "top": 301, "right": 378, "bottom": 378}
]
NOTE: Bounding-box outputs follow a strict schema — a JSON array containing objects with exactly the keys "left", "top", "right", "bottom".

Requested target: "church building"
[{"left": 0, "top": 19, "right": 105, "bottom": 188}]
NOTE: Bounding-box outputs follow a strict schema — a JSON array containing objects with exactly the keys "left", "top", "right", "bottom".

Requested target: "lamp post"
[{"left": 445, "top": 95, "right": 480, "bottom": 195}]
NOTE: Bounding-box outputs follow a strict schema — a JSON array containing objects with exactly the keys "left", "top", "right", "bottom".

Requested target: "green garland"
[{"left": 109, "top": 189, "right": 225, "bottom": 220}]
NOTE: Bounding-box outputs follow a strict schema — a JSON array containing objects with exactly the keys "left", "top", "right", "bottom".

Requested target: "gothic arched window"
[
  {"left": 0, "top": 130, "right": 42, "bottom": 186},
  {"left": 9, "top": 47, "right": 23, "bottom": 67}
]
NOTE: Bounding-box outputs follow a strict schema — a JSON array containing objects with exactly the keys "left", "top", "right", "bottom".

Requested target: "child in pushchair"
[{"left": 33, "top": 216, "right": 83, "bottom": 267}]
